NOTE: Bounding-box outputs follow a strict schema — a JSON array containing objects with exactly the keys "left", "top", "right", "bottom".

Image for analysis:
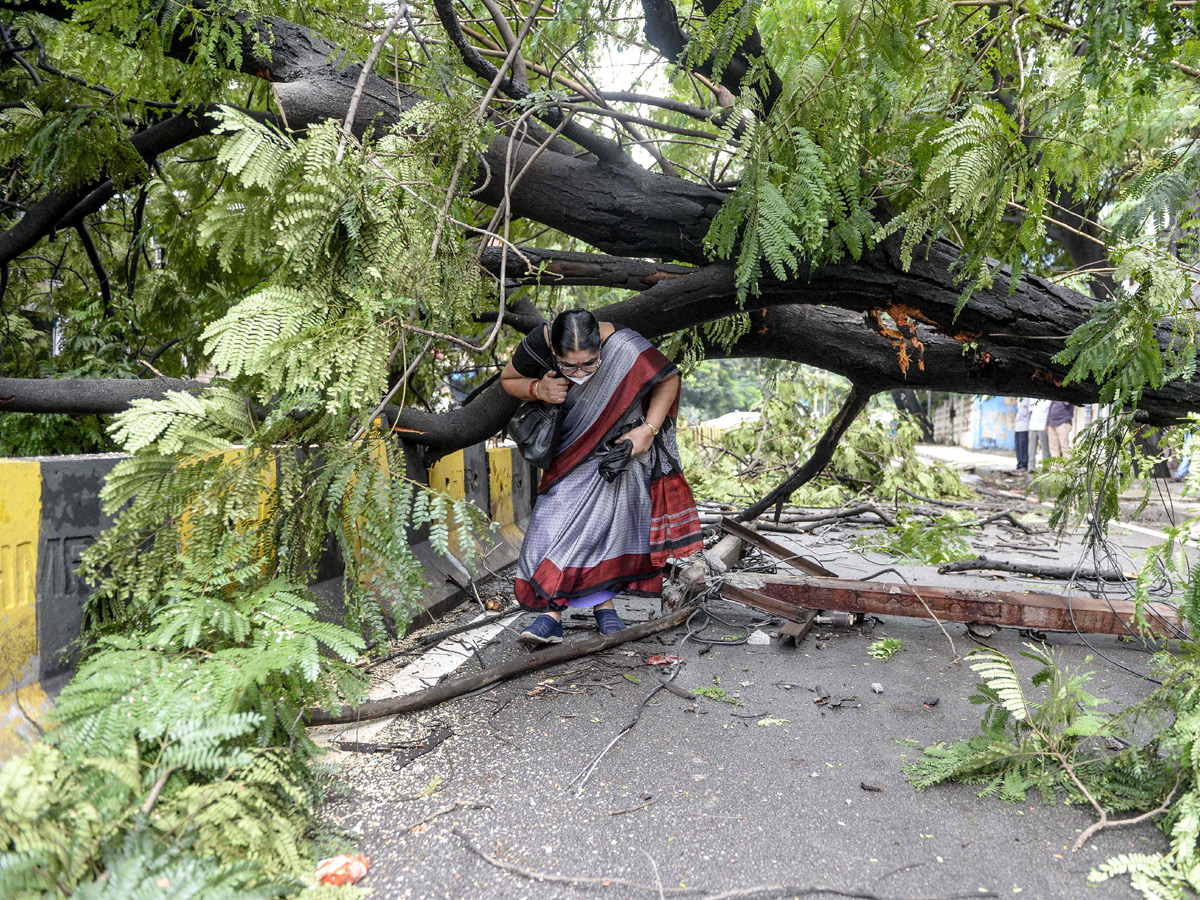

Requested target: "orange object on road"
[{"left": 316, "top": 854, "right": 370, "bottom": 885}]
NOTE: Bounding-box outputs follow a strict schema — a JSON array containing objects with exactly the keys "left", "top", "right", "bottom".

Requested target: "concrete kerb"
[{"left": 0, "top": 442, "right": 537, "bottom": 759}]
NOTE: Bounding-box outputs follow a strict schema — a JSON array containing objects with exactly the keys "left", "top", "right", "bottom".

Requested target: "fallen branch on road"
[
  {"left": 937, "top": 555, "right": 1128, "bottom": 582},
  {"left": 970, "top": 511, "right": 1037, "bottom": 534},
  {"left": 454, "top": 827, "right": 998, "bottom": 899},
  {"left": 415, "top": 607, "right": 519, "bottom": 647},
  {"left": 453, "top": 827, "right": 702, "bottom": 894},
  {"left": 700, "top": 887, "right": 998, "bottom": 900},
  {"left": 307, "top": 604, "right": 699, "bottom": 725},
  {"left": 406, "top": 800, "right": 492, "bottom": 834}
]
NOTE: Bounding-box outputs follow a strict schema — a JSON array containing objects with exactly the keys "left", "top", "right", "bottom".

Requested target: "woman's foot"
[
  {"left": 594, "top": 608, "right": 626, "bottom": 635},
  {"left": 519, "top": 613, "right": 563, "bottom": 647}
]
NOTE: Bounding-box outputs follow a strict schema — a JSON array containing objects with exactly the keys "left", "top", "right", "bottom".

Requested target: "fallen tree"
[
  {"left": 6, "top": 4, "right": 1200, "bottom": 899},
  {"left": 4, "top": 0, "right": 1200, "bottom": 449},
  {"left": 307, "top": 602, "right": 700, "bottom": 726}
]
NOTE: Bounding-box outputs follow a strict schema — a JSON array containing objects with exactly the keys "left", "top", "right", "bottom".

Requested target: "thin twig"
[
  {"left": 406, "top": 800, "right": 492, "bottom": 833},
  {"left": 702, "top": 887, "right": 997, "bottom": 900},
  {"left": 453, "top": 828, "right": 702, "bottom": 894},
  {"left": 141, "top": 768, "right": 174, "bottom": 814},
  {"left": 567, "top": 672, "right": 671, "bottom": 794},
  {"left": 10, "top": 685, "right": 44, "bottom": 737},
  {"left": 337, "top": 3, "right": 409, "bottom": 162},
  {"left": 641, "top": 849, "right": 666, "bottom": 900},
  {"left": 609, "top": 795, "right": 658, "bottom": 816},
  {"left": 1071, "top": 771, "right": 1180, "bottom": 852},
  {"left": 351, "top": 335, "right": 434, "bottom": 442}
]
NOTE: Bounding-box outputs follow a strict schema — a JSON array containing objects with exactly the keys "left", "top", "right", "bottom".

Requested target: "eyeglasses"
[{"left": 556, "top": 355, "right": 601, "bottom": 375}]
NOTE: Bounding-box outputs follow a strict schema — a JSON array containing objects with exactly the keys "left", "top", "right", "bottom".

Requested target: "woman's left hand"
[{"left": 618, "top": 424, "right": 655, "bottom": 456}]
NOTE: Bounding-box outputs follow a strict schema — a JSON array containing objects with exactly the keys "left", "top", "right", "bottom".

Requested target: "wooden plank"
[
  {"left": 719, "top": 517, "right": 837, "bottom": 577},
  {"left": 719, "top": 573, "right": 1183, "bottom": 638}
]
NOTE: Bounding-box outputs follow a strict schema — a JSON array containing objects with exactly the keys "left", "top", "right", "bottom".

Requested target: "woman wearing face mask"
[{"left": 499, "top": 308, "right": 703, "bottom": 646}]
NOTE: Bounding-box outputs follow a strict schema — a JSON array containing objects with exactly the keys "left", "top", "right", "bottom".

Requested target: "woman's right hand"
[{"left": 537, "top": 373, "right": 569, "bottom": 404}]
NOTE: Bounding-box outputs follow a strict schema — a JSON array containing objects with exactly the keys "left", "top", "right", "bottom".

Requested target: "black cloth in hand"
[{"left": 598, "top": 422, "right": 637, "bottom": 483}]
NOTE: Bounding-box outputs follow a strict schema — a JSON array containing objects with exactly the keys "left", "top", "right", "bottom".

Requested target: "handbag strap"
[{"left": 519, "top": 325, "right": 555, "bottom": 375}]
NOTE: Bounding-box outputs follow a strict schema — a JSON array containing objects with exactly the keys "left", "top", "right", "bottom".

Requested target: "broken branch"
[
  {"left": 737, "top": 385, "right": 875, "bottom": 523},
  {"left": 937, "top": 556, "right": 1127, "bottom": 582},
  {"left": 306, "top": 604, "right": 700, "bottom": 725},
  {"left": 1071, "top": 773, "right": 1181, "bottom": 852},
  {"left": 453, "top": 827, "right": 702, "bottom": 894}
]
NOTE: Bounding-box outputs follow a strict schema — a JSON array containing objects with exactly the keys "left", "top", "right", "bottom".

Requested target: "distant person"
[
  {"left": 1175, "top": 429, "right": 1196, "bottom": 482},
  {"left": 1028, "top": 399, "right": 1050, "bottom": 468},
  {"left": 1046, "top": 401, "right": 1077, "bottom": 457},
  {"left": 1013, "top": 398, "right": 1031, "bottom": 471}
]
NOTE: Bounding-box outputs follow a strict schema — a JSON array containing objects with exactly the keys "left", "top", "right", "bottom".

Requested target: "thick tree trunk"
[
  {"left": 5, "top": 278, "right": 1191, "bottom": 453},
  {"left": 0, "top": 377, "right": 203, "bottom": 415}
]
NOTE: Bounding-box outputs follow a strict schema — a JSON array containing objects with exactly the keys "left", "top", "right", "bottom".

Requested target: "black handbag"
[
  {"left": 506, "top": 330, "right": 563, "bottom": 469},
  {"left": 507, "top": 399, "right": 563, "bottom": 469}
]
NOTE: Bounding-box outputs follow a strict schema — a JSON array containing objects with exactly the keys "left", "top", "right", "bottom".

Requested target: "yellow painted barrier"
[
  {"left": 428, "top": 450, "right": 466, "bottom": 501},
  {"left": 428, "top": 450, "right": 472, "bottom": 563},
  {"left": 0, "top": 461, "right": 46, "bottom": 759},
  {"left": 487, "top": 447, "right": 514, "bottom": 526},
  {"left": 487, "top": 446, "right": 526, "bottom": 553},
  {"left": 0, "top": 443, "right": 537, "bottom": 759}
]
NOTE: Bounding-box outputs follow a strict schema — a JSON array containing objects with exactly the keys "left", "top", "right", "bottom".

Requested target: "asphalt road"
[{"left": 320, "top": 514, "right": 1178, "bottom": 900}]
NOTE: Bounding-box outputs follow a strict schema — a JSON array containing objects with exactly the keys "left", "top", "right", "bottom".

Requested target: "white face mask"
[{"left": 566, "top": 371, "right": 596, "bottom": 386}]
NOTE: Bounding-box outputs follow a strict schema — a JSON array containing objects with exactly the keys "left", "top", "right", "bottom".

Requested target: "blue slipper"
[
  {"left": 594, "top": 608, "right": 626, "bottom": 635},
  {"left": 519, "top": 613, "right": 563, "bottom": 647}
]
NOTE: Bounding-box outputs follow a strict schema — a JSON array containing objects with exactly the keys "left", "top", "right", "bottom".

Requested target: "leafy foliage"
[
  {"left": 853, "top": 510, "right": 973, "bottom": 565},
  {"left": 680, "top": 370, "right": 969, "bottom": 507},
  {"left": 904, "top": 645, "right": 1135, "bottom": 805},
  {"left": 1034, "top": 411, "right": 1161, "bottom": 533},
  {"left": 906, "top": 638, "right": 1200, "bottom": 898},
  {"left": 1056, "top": 249, "right": 1196, "bottom": 409},
  {"left": 5, "top": 2, "right": 1200, "bottom": 898},
  {"left": 1, "top": 100, "right": 489, "bottom": 896},
  {"left": 867, "top": 638, "right": 903, "bottom": 661}
]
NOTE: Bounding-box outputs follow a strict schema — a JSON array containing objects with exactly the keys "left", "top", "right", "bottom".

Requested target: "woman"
[{"left": 500, "top": 309, "right": 703, "bottom": 646}]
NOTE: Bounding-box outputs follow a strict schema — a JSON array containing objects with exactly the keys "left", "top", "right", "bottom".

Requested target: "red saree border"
[{"left": 515, "top": 553, "right": 664, "bottom": 610}]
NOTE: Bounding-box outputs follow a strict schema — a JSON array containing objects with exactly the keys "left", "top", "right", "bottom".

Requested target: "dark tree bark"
[
  {"left": 0, "top": 110, "right": 221, "bottom": 266},
  {"left": 479, "top": 247, "right": 695, "bottom": 290},
  {"left": 891, "top": 389, "right": 934, "bottom": 440},
  {"left": 3, "top": 265, "right": 1197, "bottom": 440},
  {"left": 0, "top": 377, "right": 204, "bottom": 414},
  {"left": 640, "top": 0, "right": 782, "bottom": 111}
]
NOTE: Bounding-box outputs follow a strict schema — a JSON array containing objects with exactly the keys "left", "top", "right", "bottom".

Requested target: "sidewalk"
[{"left": 915, "top": 441, "right": 1015, "bottom": 472}]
